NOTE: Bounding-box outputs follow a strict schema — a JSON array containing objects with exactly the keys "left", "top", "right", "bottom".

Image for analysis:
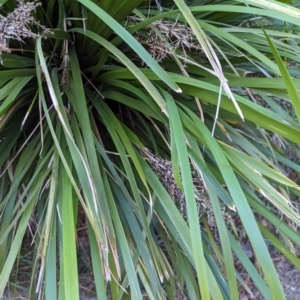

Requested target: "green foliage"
[{"left": 0, "top": 0, "right": 300, "bottom": 299}]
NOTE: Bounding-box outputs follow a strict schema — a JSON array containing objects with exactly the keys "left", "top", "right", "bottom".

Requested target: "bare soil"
[{"left": 1, "top": 252, "right": 300, "bottom": 300}]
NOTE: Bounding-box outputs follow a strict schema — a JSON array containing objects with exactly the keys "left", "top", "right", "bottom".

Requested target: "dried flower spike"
[{"left": 0, "top": 0, "right": 50, "bottom": 61}]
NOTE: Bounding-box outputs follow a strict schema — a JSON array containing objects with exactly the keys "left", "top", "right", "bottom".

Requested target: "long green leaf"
[
  {"left": 61, "top": 158, "right": 79, "bottom": 300},
  {"left": 182, "top": 106, "right": 286, "bottom": 299},
  {"left": 263, "top": 29, "right": 300, "bottom": 122},
  {"left": 164, "top": 90, "right": 210, "bottom": 299}
]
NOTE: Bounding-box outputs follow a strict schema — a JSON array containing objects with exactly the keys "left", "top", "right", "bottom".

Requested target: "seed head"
[{"left": 0, "top": 0, "right": 50, "bottom": 61}]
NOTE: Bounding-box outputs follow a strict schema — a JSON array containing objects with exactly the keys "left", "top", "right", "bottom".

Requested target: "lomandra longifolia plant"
[{"left": 0, "top": 0, "right": 300, "bottom": 299}]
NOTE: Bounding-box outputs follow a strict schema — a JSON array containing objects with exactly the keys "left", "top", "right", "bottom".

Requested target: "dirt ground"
[
  {"left": 240, "top": 253, "right": 300, "bottom": 300},
  {"left": 272, "top": 255, "right": 300, "bottom": 300},
  {"left": 1, "top": 252, "right": 300, "bottom": 300}
]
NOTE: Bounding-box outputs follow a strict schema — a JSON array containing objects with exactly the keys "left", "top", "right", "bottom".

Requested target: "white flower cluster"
[{"left": 0, "top": 0, "right": 49, "bottom": 58}]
